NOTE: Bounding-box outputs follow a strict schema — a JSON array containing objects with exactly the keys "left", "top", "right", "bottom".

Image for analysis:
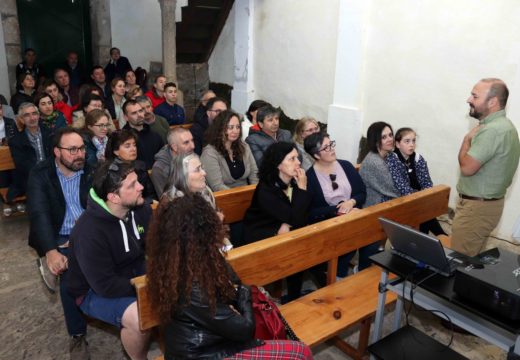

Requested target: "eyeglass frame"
[
  {"left": 319, "top": 140, "right": 336, "bottom": 153},
  {"left": 57, "top": 145, "right": 87, "bottom": 155}
]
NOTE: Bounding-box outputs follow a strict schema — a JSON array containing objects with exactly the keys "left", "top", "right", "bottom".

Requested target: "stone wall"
[
  {"left": 1, "top": 0, "right": 21, "bottom": 95},
  {"left": 90, "top": 0, "right": 112, "bottom": 67}
]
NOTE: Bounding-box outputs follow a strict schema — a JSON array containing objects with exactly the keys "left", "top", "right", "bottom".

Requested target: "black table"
[{"left": 370, "top": 250, "right": 520, "bottom": 358}]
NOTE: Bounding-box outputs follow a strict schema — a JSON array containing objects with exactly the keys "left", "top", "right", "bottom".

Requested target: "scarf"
[{"left": 92, "top": 136, "right": 107, "bottom": 160}]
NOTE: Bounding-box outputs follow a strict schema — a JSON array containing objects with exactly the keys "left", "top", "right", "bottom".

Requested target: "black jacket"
[
  {"left": 27, "top": 158, "right": 92, "bottom": 257},
  {"left": 122, "top": 123, "right": 164, "bottom": 170},
  {"left": 242, "top": 180, "right": 312, "bottom": 245},
  {"left": 8, "top": 126, "right": 52, "bottom": 200},
  {"left": 68, "top": 190, "right": 151, "bottom": 299},
  {"left": 190, "top": 113, "right": 209, "bottom": 155},
  {"left": 104, "top": 56, "right": 132, "bottom": 83},
  {"left": 164, "top": 273, "right": 262, "bottom": 359}
]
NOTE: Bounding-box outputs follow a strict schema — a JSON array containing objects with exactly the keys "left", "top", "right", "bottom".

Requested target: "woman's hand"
[
  {"left": 336, "top": 199, "right": 356, "bottom": 215},
  {"left": 277, "top": 223, "right": 292, "bottom": 234},
  {"left": 293, "top": 168, "right": 307, "bottom": 190}
]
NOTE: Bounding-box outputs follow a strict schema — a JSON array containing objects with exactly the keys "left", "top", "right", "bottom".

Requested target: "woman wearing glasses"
[
  {"left": 83, "top": 109, "right": 111, "bottom": 167},
  {"left": 304, "top": 132, "right": 371, "bottom": 275},
  {"left": 104, "top": 129, "right": 156, "bottom": 200},
  {"left": 293, "top": 117, "right": 320, "bottom": 171},
  {"left": 201, "top": 110, "right": 258, "bottom": 191}
]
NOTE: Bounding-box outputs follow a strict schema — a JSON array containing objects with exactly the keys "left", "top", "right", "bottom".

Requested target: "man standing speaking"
[{"left": 452, "top": 78, "right": 520, "bottom": 256}]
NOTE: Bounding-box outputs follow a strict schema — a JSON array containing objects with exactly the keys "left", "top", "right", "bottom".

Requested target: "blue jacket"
[{"left": 306, "top": 160, "right": 366, "bottom": 224}]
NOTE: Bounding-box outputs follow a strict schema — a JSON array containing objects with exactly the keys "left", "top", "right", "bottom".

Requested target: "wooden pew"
[
  {"left": 0, "top": 146, "right": 27, "bottom": 209},
  {"left": 169, "top": 123, "right": 193, "bottom": 130},
  {"left": 132, "top": 185, "right": 451, "bottom": 360}
]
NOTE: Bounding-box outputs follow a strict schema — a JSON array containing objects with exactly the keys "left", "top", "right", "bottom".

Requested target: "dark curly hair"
[
  {"left": 258, "top": 141, "right": 297, "bottom": 186},
  {"left": 146, "top": 194, "right": 235, "bottom": 322},
  {"left": 205, "top": 110, "right": 244, "bottom": 159}
]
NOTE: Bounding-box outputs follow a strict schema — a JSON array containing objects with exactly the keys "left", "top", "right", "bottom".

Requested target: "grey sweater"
[
  {"left": 359, "top": 151, "right": 399, "bottom": 207},
  {"left": 201, "top": 143, "right": 259, "bottom": 191},
  {"left": 245, "top": 128, "right": 292, "bottom": 166},
  {"left": 150, "top": 145, "right": 173, "bottom": 197}
]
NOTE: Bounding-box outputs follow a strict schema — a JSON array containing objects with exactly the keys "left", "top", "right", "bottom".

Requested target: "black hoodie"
[{"left": 68, "top": 189, "right": 151, "bottom": 299}]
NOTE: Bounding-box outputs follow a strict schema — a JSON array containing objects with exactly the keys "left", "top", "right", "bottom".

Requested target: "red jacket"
[
  {"left": 55, "top": 101, "right": 72, "bottom": 124},
  {"left": 145, "top": 89, "right": 165, "bottom": 109}
]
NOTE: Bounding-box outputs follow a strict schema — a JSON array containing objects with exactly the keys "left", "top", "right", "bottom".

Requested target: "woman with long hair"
[
  {"left": 201, "top": 110, "right": 258, "bottom": 191},
  {"left": 164, "top": 153, "right": 234, "bottom": 250},
  {"left": 386, "top": 127, "right": 447, "bottom": 236},
  {"left": 359, "top": 121, "right": 399, "bottom": 207},
  {"left": 104, "top": 129, "right": 156, "bottom": 200},
  {"left": 146, "top": 194, "right": 313, "bottom": 359},
  {"left": 105, "top": 77, "right": 127, "bottom": 127},
  {"left": 293, "top": 117, "right": 320, "bottom": 171}
]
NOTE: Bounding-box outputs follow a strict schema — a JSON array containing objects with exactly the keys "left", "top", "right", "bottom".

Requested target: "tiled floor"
[{"left": 0, "top": 215, "right": 510, "bottom": 359}]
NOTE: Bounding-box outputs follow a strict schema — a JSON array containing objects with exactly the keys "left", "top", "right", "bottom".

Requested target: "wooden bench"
[
  {"left": 169, "top": 123, "right": 193, "bottom": 130},
  {"left": 132, "top": 185, "right": 451, "bottom": 360},
  {"left": 0, "top": 146, "right": 27, "bottom": 212}
]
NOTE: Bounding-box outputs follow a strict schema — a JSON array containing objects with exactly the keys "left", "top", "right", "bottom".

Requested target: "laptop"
[{"left": 379, "top": 217, "right": 463, "bottom": 277}]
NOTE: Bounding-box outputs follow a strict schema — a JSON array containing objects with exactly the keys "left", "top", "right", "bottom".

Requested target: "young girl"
[{"left": 386, "top": 127, "right": 447, "bottom": 236}]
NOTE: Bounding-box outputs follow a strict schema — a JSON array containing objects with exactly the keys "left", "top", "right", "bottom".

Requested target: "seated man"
[
  {"left": 122, "top": 100, "right": 164, "bottom": 170},
  {"left": 104, "top": 47, "right": 132, "bottom": 83},
  {"left": 144, "top": 74, "right": 166, "bottom": 109},
  {"left": 191, "top": 96, "right": 228, "bottom": 155},
  {"left": 55, "top": 68, "right": 79, "bottom": 106},
  {"left": 9, "top": 102, "right": 52, "bottom": 201},
  {"left": 151, "top": 127, "right": 195, "bottom": 197},
  {"left": 68, "top": 160, "right": 151, "bottom": 360},
  {"left": 0, "top": 102, "right": 19, "bottom": 215},
  {"left": 153, "top": 82, "right": 185, "bottom": 125},
  {"left": 27, "top": 128, "right": 91, "bottom": 358},
  {"left": 136, "top": 95, "right": 169, "bottom": 143},
  {"left": 245, "top": 104, "right": 292, "bottom": 166}
]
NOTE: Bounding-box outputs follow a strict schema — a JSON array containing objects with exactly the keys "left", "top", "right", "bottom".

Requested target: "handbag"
[{"left": 250, "top": 285, "right": 300, "bottom": 341}]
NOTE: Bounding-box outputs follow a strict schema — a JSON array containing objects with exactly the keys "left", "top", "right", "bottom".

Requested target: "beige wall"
[{"left": 360, "top": 0, "right": 520, "bottom": 239}]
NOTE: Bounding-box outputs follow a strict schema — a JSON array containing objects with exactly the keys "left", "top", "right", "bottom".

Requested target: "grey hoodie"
[{"left": 150, "top": 145, "right": 173, "bottom": 197}]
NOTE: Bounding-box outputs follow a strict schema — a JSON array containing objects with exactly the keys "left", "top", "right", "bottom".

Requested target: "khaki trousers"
[{"left": 451, "top": 197, "right": 504, "bottom": 256}]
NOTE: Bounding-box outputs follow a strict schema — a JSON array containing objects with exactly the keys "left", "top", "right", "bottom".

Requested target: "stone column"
[
  {"left": 327, "top": 0, "right": 371, "bottom": 163},
  {"left": 90, "top": 0, "right": 112, "bottom": 67},
  {"left": 1, "top": 0, "right": 21, "bottom": 95},
  {"left": 231, "top": 0, "right": 254, "bottom": 114},
  {"left": 159, "top": 0, "right": 183, "bottom": 106}
]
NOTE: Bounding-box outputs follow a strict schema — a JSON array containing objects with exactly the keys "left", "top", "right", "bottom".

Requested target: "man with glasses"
[
  {"left": 191, "top": 96, "right": 228, "bottom": 155},
  {"left": 8, "top": 103, "right": 51, "bottom": 202},
  {"left": 122, "top": 100, "right": 164, "bottom": 170},
  {"left": 68, "top": 160, "right": 151, "bottom": 360},
  {"left": 246, "top": 104, "right": 292, "bottom": 166},
  {"left": 27, "top": 128, "right": 92, "bottom": 359}
]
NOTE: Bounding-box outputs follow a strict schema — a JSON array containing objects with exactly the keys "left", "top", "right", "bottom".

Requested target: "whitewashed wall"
[
  {"left": 110, "top": 0, "right": 162, "bottom": 71},
  {"left": 360, "top": 0, "right": 520, "bottom": 238},
  {"left": 208, "top": 3, "right": 235, "bottom": 85},
  {"left": 252, "top": 1, "right": 339, "bottom": 123}
]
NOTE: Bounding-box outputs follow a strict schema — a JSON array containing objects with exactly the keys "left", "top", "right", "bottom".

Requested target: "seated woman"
[
  {"left": 386, "top": 127, "right": 447, "bottom": 236},
  {"left": 164, "top": 153, "right": 233, "bottom": 250},
  {"left": 241, "top": 99, "right": 269, "bottom": 139},
  {"left": 304, "top": 132, "right": 376, "bottom": 275},
  {"left": 34, "top": 92, "right": 67, "bottom": 131},
  {"left": 105, "top": 78, "right": 127, "bottom": 128},
  {"left": 359, "top": 121, "right": 399, "bottom": 207},
  {"left": 40, "top": 79, "right": 72, "bottom": 123},
  {"left": 243, "top": 142, "right": 316, "bottom": 301},
  {"left": 201, "top": 110, "right": 259, "bottom": 191},
  {"left": 124, "top": 69, "right": 140, "bottom": 94},
  {"left": 293, "top": 117, "right": 320, "bottom": 171},
  {"left": 83, "top": 109, "right": 111, "bottom": 168},
  {"left": 146, "top": 194, "right": 313, "bottom": 360},
  {"left": 104, "top": 129, "right": 156, "bottom": 200},
  {"left": 10, "top": 73, "right": 35, "bottom": 114}
]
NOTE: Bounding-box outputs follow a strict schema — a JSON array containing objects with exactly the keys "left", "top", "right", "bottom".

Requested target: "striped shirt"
[{"left": 56, "top": 164, "right": 84, "bottom": 236}]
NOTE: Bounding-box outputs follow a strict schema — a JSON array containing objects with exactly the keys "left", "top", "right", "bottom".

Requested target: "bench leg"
[{"left": 328, "top": 317, "right": 372, "bottom": 360}]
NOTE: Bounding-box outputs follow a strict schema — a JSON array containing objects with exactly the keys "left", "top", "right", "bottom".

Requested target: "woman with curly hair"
[
  {"left": 201, "top": 110, "right": 258, "bottom": 191},
  {"left": 146, "top": 194, "right": 313, "bottom": 359}
]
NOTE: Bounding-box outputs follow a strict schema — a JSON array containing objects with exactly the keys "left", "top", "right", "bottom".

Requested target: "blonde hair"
[{"left": 293, "top": 117, "right": 319, "bottom": 144}]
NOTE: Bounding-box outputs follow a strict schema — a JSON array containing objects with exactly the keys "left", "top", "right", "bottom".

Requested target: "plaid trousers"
[{"left": 226, "top": 340, "right": 313, "bottom": 359}]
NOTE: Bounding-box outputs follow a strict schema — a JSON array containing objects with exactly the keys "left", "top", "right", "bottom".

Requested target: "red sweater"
[{"left": 145, "top": 90, "right": 165, "bottom": 109}]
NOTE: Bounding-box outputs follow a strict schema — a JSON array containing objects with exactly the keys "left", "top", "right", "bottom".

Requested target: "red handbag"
[{"left": 250, "top": 285, "right": 287, "bottom": 340}]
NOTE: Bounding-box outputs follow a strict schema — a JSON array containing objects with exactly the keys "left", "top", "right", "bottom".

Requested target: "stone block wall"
[{"left": 1, "top": 0, "right": 21, "bottom": 95}]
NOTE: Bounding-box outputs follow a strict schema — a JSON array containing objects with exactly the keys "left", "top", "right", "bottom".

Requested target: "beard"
[
  {"left": 469, "top": 105, "right": 483, "bottom": 120},
  {"left": 122, "top": 195, "right": 144, "bottom": 209},
  {"left": 60, "top": 157, "right": 85, "bottom": 172}
]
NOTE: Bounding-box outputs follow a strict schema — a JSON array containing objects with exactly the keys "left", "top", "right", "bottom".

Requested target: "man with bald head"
[{"left": 452, "top": 78, "right": 520, "bottom": 256}]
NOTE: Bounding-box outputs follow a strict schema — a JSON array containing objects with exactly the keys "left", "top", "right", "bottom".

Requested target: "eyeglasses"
[
  {"left": 58, "top": 145, "right": 86, "bottom": 155},
  {"left": 320, "top": 140, "right": 336, "bottom": 152},
  {"left": 303, "top": 126, "right": 319, "bottom": 134},
  {"left": 208, "top": 109, "right": 223, "bottom": 114},
  {"left": 329, "top": 173, "right": 339, "bottom": 191},
  {"left": 93, "top": 124, "right": 110, "bottom": 129}
]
